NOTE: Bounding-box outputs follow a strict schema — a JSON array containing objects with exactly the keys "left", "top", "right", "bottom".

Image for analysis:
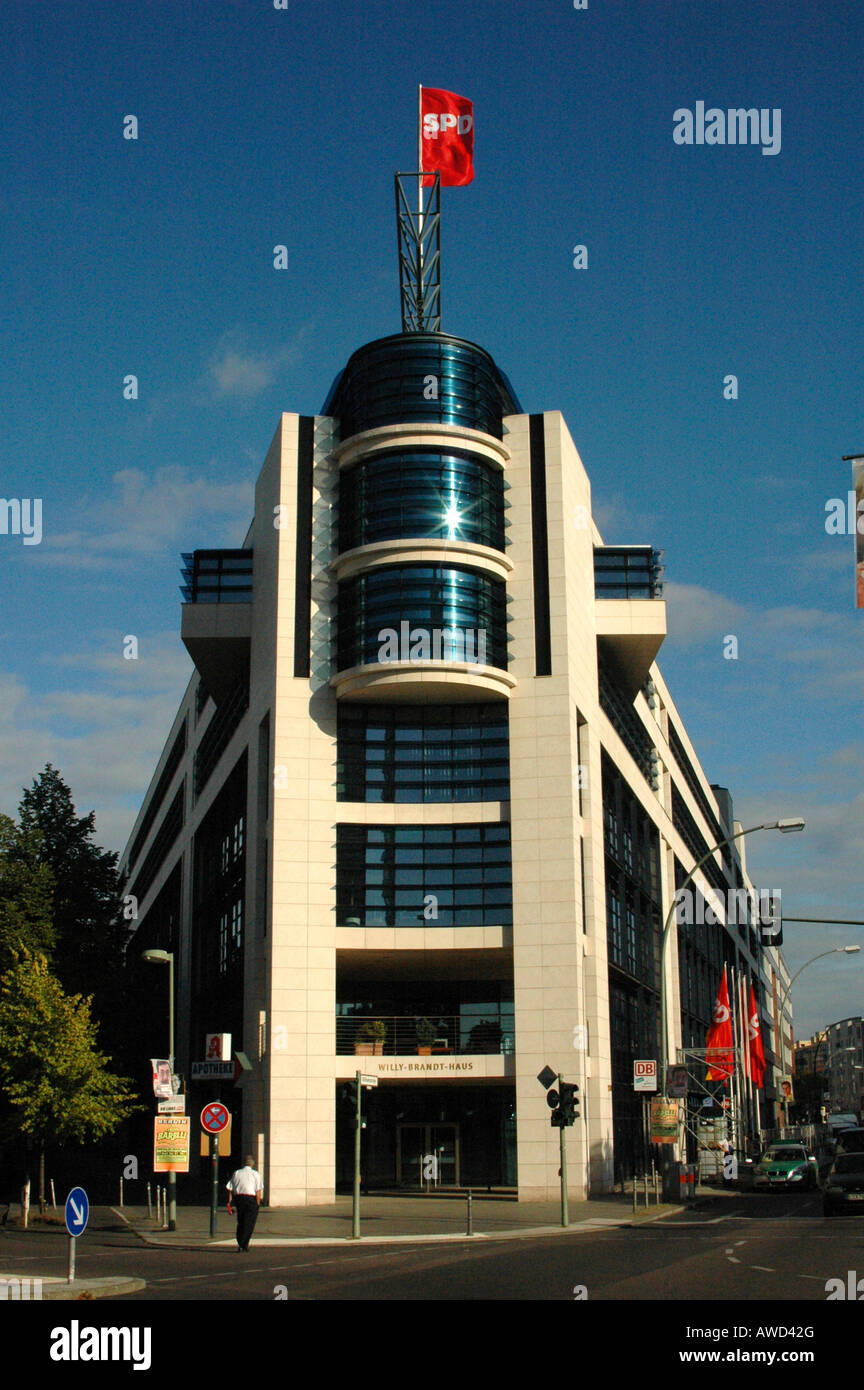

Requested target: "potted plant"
[
  {"left": 415, "top": 1017, "right": 436, "bottom": 1055},
  {"left": 354, "top": 1020, "right": 386, "bottom": 1055}
]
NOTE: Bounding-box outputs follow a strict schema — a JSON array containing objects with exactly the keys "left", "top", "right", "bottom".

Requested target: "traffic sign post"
[
  {"left": 64, "top": 1187, "right": 89, "bottom": 1285},
  {"left": 210, "top": 1133, "right": 220, "bottom": 1239},
  {"left": 201, "top": 1102, "right": 230, "bottom": 1238}
]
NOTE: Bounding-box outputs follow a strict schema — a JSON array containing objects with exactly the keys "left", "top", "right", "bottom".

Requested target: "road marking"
[
  {"left": 799, "top": 1274, "right": 826, "bottom": 1282},
  {"left": 724, "top": 1249, "right": 742, "bottom": 1264},
  {"left": 751, "top": 1265, "right": 775, "bottom": 1272}
]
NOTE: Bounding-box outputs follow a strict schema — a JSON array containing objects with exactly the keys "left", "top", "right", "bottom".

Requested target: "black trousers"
[{"left": 234, "top": 1194, "right": 259, "bottom": 1249}]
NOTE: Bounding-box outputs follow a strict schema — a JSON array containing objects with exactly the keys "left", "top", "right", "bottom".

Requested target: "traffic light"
[
  {"left": 559, "top": 1081, "right": 580, "bottom": 1124},
  {"left": 759, "top": 913, "right": 783, "bottom": 948},
  {"left": 547, "top": 1081, "right": 580, "bottom": 1126}
]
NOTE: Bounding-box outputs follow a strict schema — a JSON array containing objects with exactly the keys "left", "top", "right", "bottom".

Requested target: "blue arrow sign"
[{"left": 65, "top": 1187, "right": 89, "bottom": 1237}]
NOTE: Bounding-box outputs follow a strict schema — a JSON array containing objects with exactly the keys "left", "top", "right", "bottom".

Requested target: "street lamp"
[
  {"left": 142, "top": 949, "right": 176, "bottom": 1231},
  {"left": 659, "top": 818, "right": 805, "bottom": 1091},
  {"left": 776, "top": 947, "right": 861, "bottom": 1127}
]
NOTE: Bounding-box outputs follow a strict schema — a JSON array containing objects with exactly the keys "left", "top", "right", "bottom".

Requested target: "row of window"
[
  {"left": 339, "top": 449, "right": 506, "bottom": 553},
  {"left": 336, "top": 565, "right": 509, "bottom": 672},
  {"left": 337, "top": 703, "right": 510, "bottom": 803},
  {"left": 336, "top": 822, "right": 512, "bottom": 927},
  {"left": 323, "top": 334, "right": 520, "bottom": 441}
]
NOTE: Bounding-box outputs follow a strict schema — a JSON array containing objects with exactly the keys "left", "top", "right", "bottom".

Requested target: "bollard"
[
  {"left": 466, "top": 1189, "right": 473, "bottom": 1237},
  {"left": 643, "top": 1174, "right": 648, "bottom": 1208},
  {"left": 49, "top": 1179, "right": 56, "bottom": 1211},
  {"left": 146, "top": 1183, "right": 152, "bottom": 1219},
  {"left": 119, "top": 1177, "right": 124, "bottom": 1209}
]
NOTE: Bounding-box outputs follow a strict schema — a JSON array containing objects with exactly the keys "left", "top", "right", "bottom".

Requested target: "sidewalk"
[{"left": 114, "top": 1185, "right": 733, "bottom": 1249}]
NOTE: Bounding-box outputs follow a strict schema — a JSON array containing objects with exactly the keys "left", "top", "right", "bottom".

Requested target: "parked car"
[
  {"left": 823, "top": 1153, "right": 864, "bottom": 1215},
  {"left": 753, "top": 1143, "right": 819, "bottom": 1192},
  {"left": 835, "top": 1128, "right": 864, "bottom": 1155}
]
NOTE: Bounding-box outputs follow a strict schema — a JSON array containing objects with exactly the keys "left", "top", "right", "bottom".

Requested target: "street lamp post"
[
  {"left": 659, "top": 818, "right": 805, "bottom": 1101},
  {"left": 142, "top": 949, "right": 177, "bottom": 1232},
  {"left": 775, "top": 947, "right": 861, "bottom": 1128}
]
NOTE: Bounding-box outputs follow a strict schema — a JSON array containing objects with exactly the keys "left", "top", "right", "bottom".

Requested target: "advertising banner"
[
  {"left": 150, "top": 1058, "right": 172, "bottom": 1100},
  {"left": 153, "top": 1117, "right": 190, "bottom": 1172},
  {"left": 651, "top": 1099, "right": 679, "bottom": 1144}
]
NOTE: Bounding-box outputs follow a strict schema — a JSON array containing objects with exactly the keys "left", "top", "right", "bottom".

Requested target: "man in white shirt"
[{"left": 226, "top": 1155, "right": 264, "bottom": 1251}]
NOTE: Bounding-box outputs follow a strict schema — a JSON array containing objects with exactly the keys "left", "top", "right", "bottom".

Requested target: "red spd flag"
[
  {"left": 705, "top": 966, "right": 734, "bottom": 1080},
  {"left": 421, "top": 87, "right": 474, "bottom": 186},
  {"left": 746, "top": 982, "right": 766, "bottom": 1088}
]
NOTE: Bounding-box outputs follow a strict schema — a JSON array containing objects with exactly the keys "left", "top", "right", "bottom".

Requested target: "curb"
[
  {"left": 0, "top": 1274, "right": 146, "bottom": 1301},
  {"left": 112, "top": 1212, "right": 663, "bottom": 1250}
]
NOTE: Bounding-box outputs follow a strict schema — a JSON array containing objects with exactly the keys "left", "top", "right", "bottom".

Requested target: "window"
[
  {"left": 336, "top": 564, "right": 509, "bottom": 673},
  {"left": 338, "top": 703, "right": 509, "bottom": 802},
  {"left": 336, "top": 822, "right": 512, "bottom": 926},
  {"left": 339, "top": 449, "right": 506, "bottom": 552}
]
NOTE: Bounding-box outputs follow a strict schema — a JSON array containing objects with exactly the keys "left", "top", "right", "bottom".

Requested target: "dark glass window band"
[
  {"left": 529, "top": 414, "right": 551, "bottom": 676},
  {"left": 336, "top": 564, "right": 509, "bottom": 673},
  {"left": 294, "top": 416, "right": 314, "bottom": 678},
  {"left": 337, "top": 702, "right": 510, "bottom": 803},
  {"left": 323, "top": 334, "right": 521, "bottom": 440},
  {"left": 339, "top": 448, "right": 505, "bottom": 553},
  {"left": 336, "top": 821, "right": 513, "bottom": 927}
]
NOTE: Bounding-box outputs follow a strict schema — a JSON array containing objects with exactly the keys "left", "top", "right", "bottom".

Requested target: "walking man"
[{"left": 226, "top": 1155, "right": 264, "bottom": 1251}]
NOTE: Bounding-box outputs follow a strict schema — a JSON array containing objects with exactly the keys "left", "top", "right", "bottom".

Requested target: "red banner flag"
[
  {"left": 746, "top": 982, "right": 766, "bottom": 1089},
  {"left": 705, "top": 966, "right": 734, "bottom": 1080},
  {"left": 421, "top": 87, "right": 474, "bottom": 186}
]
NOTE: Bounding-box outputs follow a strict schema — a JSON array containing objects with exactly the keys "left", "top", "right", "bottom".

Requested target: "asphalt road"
[{"left": 3, "top": 1190, "right": 863, "bottom": 1303}]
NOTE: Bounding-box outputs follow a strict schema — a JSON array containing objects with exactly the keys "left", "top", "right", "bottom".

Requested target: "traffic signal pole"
[
  {"left": 558, "top": 1073, "right": 569, "bottom": 1228},
  {"left": 351, "top": 1071, "right": 362, "bottom": 1240}
]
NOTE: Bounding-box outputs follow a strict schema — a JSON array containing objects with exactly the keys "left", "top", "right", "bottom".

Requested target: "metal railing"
[
  {"left": 336, "top": 1013, "right": 514, "bottom": 1056},
  {"left": 594, "top": 546, "right": 664, "bottom": 600}
]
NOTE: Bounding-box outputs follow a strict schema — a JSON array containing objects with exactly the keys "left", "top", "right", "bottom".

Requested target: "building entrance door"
[{"left": 396, "top": 1123, "right": 460, "bottom": 1188}]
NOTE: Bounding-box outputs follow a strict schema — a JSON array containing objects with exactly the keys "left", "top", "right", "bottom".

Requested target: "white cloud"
[
  {"left": 0, "top": 645, "right": 194, "bottom": 854},
  {"left": 207, "top": 326, "right": 312, "bottom": 398},
  {"left": 34, "top": 466, "right": 251, "bottom": 570}
]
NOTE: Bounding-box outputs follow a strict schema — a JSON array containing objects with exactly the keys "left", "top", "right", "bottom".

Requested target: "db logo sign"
[
  {"left": 635, "top": 1061, "right": 656, "bottom": 1077},
  {"left": 423, "top": 112, "right": 474, "bottom": 138}
]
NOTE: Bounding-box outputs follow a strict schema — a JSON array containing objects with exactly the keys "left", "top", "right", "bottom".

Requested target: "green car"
[{"left": 753, "top": 1143, "right": 819, "bottom": 1192}]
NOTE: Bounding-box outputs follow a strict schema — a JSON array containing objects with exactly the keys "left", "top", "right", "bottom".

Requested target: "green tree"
[
  {"left": 0, "top": 951, "right": 142, "bottom": 1210},
  {"left": 16, "top": 764, "right": 129, "bottom": 1024},
  {"left": 0, "top": 815, "right": 55, "bottom": 974}
]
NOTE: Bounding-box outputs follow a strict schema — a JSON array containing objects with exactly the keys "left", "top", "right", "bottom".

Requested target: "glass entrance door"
[{"left": 396, "top": 1123, "right": 460, "bottom": 1188}]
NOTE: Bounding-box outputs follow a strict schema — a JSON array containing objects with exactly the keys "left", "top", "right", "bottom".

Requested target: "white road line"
[
  {"left": 751, "top": 1265, "right": 775, "bottom": 1272},
  {"left": 799, "top": 1274, "right": 826, "bottom": 1282}
]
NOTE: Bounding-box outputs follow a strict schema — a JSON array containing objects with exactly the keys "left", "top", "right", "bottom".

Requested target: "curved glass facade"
[
  {"left": 322, "top": 333, "right": 521, "bottom": 440},
  {"left": 339, "top": 448, "right": 505, "bottom": 553},
  {"left": 336, "top": 564, "right": 508, "bottom": 673}
]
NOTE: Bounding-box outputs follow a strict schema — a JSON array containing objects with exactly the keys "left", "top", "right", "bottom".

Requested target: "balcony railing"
[
  {"left": 594, "top": 546, "right": 664, "bottom": 600},
  {"left": 336, "top": 1013, "right": 514, "bottom": 1056},
  {"left": 181, "top": 549, "right": 253, "bottom": 604}
]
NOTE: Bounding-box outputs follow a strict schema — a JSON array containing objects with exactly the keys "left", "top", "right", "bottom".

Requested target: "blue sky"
[{"left": 1, "top": 0, "right": 862, "bottom": 1036}]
